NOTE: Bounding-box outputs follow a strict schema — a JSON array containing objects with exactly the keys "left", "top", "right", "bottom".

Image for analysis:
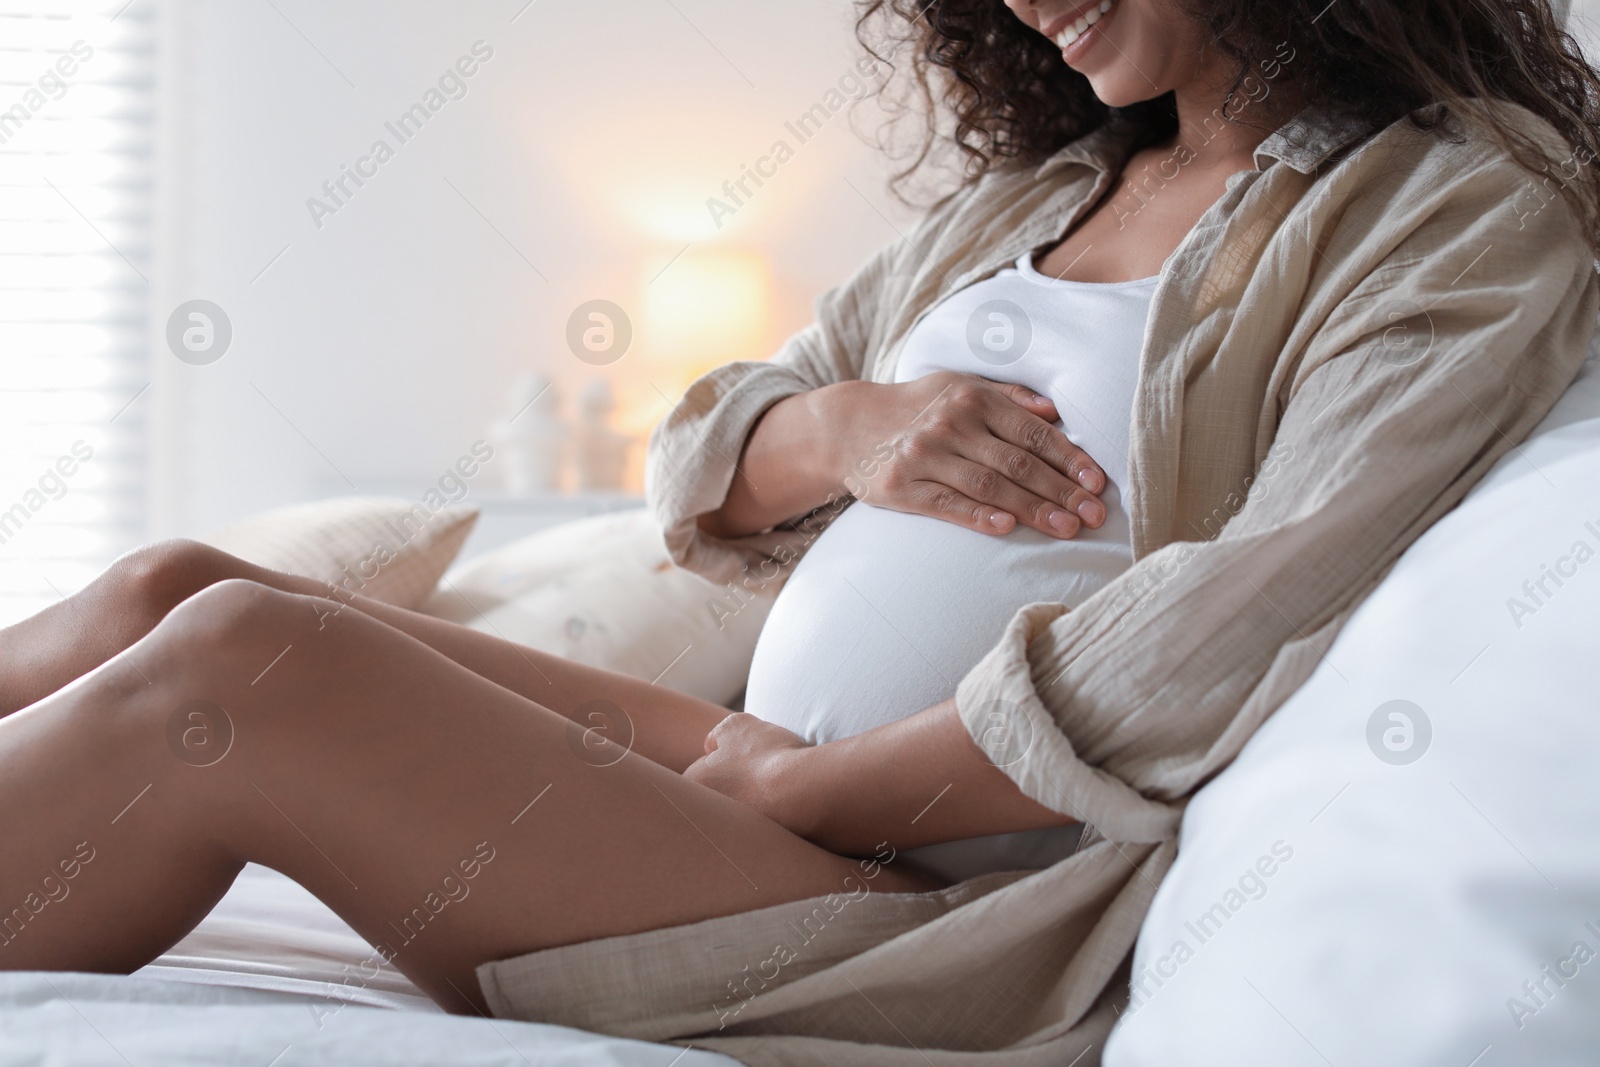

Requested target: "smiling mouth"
[{"left": 1052, "top": 0, "right": 1115, "bottom": 49}]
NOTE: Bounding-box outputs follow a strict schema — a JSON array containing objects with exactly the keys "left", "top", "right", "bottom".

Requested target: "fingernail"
[
  {"left": 1077, "top": 499, "right": 1105, "bottom": 526},
  {"left": 1047, "top": 510, "right": 1077, "bottom": 533},
  {"left": 1080, "top": 470, "right": 1104, "bottom": 493},
  {"left": 989, "top": 511, "right": 1014, "bottom": 529}
]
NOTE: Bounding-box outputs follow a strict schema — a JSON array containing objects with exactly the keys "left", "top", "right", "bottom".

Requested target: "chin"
[{"left": 1084, "top": 71, "right": 1171, "bottom": 110}]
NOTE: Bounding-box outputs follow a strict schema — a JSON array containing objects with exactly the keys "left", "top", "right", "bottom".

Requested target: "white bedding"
[
  {"left": 0, "top": 864, "right": 739, "bottom": 1066},
  {"left": 138, "top": 863, "right": 439, "bottom": 1013},
  {"left": 1106, "top": 349, "right": 1600, "bottom": 1063}
]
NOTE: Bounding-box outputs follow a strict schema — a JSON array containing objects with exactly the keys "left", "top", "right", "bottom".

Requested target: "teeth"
[{"left": 1055, "top": 0, "right": 1113, "bottom": 49}]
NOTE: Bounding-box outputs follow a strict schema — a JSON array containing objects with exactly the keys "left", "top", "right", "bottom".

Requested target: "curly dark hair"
[{"left": 855, "top": 0, "right": 1600, "bottom": 244}]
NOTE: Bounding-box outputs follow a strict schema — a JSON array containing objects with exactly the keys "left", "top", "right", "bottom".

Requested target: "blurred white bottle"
[
  {"left": 572, "top": 378, "right": 632, "bottom": 492},
  {"left": 494, "top": 371, "right": 565, "bottom": 494}
]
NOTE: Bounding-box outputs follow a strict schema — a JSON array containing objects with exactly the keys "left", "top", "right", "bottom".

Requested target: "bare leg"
[
  {"left": 0, "top": 540, "right": 729, "bottom": 770},
  {"left": 0, "top": 580, "right": 936, "bottom": 1012},
  {"left": 0, "top": 541, "right": 198, "bottom": 715}
]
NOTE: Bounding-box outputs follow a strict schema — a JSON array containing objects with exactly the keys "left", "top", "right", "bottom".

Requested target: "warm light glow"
[
  {"left": 595, "top": 248, "right": 774, "bottom": 449},
  {"left": 545, "top": 96, "right": 836, "bottom": 247},
  {"left": 551, "top": 112, "right": 753, "bottom": 245},
  {"left": 623, "top": 175, "right": 732, "bottom": 245},
  {"left": 640, "top": 248, "right": 771, "bottom": 380}
]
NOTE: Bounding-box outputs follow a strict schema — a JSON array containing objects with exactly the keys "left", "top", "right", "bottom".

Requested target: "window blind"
[{"left": 0, "top": 0, "right": 151, "bottom": 626}]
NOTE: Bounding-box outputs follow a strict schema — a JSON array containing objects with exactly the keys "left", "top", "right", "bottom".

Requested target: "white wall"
[{"left": 150, "top": 0, "right": 917, "bottom": 536}]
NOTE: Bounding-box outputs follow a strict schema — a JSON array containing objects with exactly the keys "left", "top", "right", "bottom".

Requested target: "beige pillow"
[
  {"left": 420, "top": 509, "right": 771, "bottom": 706},
  {"left": 203, "top": 497, "right": 479, "bottom": 610}
]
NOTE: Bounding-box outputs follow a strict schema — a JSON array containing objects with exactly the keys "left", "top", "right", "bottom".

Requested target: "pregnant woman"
[{"left": 1, "top": 0, "right": 1597, "bottom": 1062}]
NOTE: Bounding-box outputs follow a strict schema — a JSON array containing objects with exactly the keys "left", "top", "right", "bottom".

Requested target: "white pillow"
[
  {"left": 1106, "top": 349, "right": 1600, "bottom": 1065},
  {"left": 203, "top": 497, "right": 479, "bottom": 610},
  {"left": 419, "top": 509, "right": 770, "bottom": 707}
]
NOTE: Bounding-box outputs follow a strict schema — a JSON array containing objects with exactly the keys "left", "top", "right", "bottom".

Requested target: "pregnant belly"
[{"left": 743, "top": 500, "right": 1133, "bottom": 745}]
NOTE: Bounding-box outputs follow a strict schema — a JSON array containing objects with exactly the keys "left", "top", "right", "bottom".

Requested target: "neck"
[{"left": 1166, "top": 61, "right": 1299, "bottom": 171}]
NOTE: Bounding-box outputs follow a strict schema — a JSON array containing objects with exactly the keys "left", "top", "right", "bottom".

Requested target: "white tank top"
[
  {"left": 746, "top": 254, "right": 1154, "bottom": 736},
  {"left": 741, "top": 254, "right": 1157, "bottom": 882}
]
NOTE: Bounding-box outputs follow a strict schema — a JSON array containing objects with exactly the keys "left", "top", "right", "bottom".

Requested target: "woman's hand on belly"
[
  {"left": 830, "top": 373, "right": 1109, "bottom": 540},
  {"left": 700, "top": 372, "right": 1107, "bottom": 542},
  {"left": 685, "top": 702, "right": 1078, "bottom": 859}
]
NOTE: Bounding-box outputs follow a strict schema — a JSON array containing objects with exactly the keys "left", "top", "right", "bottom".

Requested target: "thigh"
[
  {"left": 191, "top": 543, "right": 734, "bottom": 772},
  {"left": 133, "top": 584, "right": 937, "bottom": 1012},
  {"left": 3, "top": 537, "right": 731, "bottom": 773}
]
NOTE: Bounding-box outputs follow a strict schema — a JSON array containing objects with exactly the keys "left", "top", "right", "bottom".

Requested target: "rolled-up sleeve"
[
  {"left": 644, "top": 239, "right": 907, "bottom": 586},
  {"left": 954, "top": 140, "right": 1599, "bottom": 837}
]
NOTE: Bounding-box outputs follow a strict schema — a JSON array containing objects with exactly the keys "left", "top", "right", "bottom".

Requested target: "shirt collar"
[
  {"left": 1252, "top": 104, "right": 1378, "bottom": 173},
  {"left": 1032, "top": 118, "right": 1139, "bottom": 181},
  {"left": 1031, "top": 103, "right": 1377, "bottom": 181}
]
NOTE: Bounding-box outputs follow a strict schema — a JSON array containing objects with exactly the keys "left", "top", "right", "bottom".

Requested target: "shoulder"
[
  {"left": 1324, "top": 100, "right": 1586, "bottom": 226},
  {"left": 1274, "top": 99, "right": 1595, "bottom": 294},
  {"left": 1279, "top": 101, "right": 1596, "bottom": 405}
]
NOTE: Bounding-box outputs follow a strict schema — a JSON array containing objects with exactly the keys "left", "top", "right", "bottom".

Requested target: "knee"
[
  {"left": 65, "top": 580, "right": 316, "bottom": 739},
  {"left": 169, "top": 577, "right": 299, "bottom": 632},
  {"left": 111, "top": 539, "right": 238, "bottom": 617},
  {"left": 150, "top": 578, "right": 321, "bottom": 672}
]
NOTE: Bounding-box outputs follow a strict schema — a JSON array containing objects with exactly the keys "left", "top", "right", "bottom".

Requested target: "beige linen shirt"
[{"left": 481, "top": 101, "right": 1598, "bottom": 1066}]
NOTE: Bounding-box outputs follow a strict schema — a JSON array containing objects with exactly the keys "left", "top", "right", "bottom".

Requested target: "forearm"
[
  {"left": 786, "top": 699, "right": 1078, "bottom": 857},
  {"left": 698, "top": 383, "right": 865, "bottom": 540}
]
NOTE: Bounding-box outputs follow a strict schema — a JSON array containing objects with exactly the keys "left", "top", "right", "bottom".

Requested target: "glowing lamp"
[{"left": 639, "top": 248, "right": 771, "bottom": 386}]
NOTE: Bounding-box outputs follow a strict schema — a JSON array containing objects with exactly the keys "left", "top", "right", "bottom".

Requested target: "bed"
[
  {"left": 0, "top": 863, "right": 736, "bottom": 1066},
  {"left": 10, "top": 351, "right": 1600, "bottom": 1063}
]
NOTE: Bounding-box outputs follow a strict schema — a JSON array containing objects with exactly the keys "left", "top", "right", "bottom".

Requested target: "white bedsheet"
[
  {"left": 139, "top": 863, "right": 439, "bottom": 1013},
  {"left": 0, "top": 864, "right": 739, "bottom": 1066}
]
